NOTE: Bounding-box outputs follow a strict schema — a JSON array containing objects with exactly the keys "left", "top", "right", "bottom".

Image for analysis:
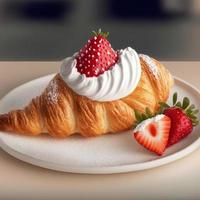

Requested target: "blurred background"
[{"left": 0, "top": 0, "right": 199, "bottom": 61}]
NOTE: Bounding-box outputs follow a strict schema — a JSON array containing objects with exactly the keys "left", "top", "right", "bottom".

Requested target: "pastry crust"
[{"left": 0, "top": 57, "right": 173, "bottom": 137}]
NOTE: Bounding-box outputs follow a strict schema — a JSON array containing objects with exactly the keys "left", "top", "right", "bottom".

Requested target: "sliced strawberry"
[
  {"left": 133, "top": 115, "right": 171, "bottom": 156},
  {"left": 76, "top": 29, "right": 118, "bottom": 77}
]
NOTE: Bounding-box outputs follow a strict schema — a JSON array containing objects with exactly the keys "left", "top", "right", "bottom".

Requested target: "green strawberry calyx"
[
  {"left": 134, "top": 92, "right": 199, "bottom": 127},
  {"left": 92, "top": 28, "right": 109, "bottom": 38}
]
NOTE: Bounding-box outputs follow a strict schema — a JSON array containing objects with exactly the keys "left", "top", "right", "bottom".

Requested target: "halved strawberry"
[
  {"left": 76, "top": 29, "right": 118, "bottom": 77},
  {"left": 133, "top": 114, "right": 171, "bottom": 156}
]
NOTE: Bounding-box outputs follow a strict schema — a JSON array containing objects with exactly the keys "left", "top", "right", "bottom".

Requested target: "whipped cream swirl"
[{"left": 60, "top": 47, "right": 141, "bottom": 102}]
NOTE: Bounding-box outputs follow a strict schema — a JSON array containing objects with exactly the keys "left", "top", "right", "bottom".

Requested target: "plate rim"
[{"left": 0, "top": 74, "right": 200, "bottom": 174}]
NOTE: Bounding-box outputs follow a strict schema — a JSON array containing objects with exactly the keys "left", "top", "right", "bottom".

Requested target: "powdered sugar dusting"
[
  {"left": 46, "top": 79, "right": 59, "bottom": 103},
  {"left": 139, "top": 54, "right": 158, "bottom": 79}
]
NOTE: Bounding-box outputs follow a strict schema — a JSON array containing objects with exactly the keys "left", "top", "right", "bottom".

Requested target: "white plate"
[{"left": 0, "top": 74, "right": 199, "bottom": 174}]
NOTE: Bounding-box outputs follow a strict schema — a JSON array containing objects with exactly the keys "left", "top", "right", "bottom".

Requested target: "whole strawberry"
[
  {"left": 76, "top": 29, "right": 118, "bottom": 77},
  {"left": 162, "top": 93, "right": 199, "bottom": 146},
  {"left": 164, "top": 107, "right": 193, "bottom": 146}
]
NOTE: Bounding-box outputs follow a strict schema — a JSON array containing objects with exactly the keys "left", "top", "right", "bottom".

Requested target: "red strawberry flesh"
[
  {"left": 76, "top": 34, "right": 118, "bottom": 77},
  {"left": 148, "top": 123, "right": 157, "bottom": 137}
]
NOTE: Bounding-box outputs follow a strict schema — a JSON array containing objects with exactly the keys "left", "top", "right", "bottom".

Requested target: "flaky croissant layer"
[{"left": 0, "top": 58, "right": 173, "bottom": 137}]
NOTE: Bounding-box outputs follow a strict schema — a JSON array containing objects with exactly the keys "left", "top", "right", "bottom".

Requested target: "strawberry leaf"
[
  {"left": 173, "top": 92, "right": 177, "bottom": 105},
  {"left": 186, "top": 109, "right": 193, "bottom": 115},
  {"left": 141, "top": 113, "right": 147, "bottom": 120},
  {"left": 92, "top": 29, "right": 109, "bottom": 38},
  {"left": 182, "top": 97, "right": 190, "bottom": 109},
  {"left": 134, "top": 110, "right": 142, "bottom": 122},
  {"left": 157, "top": 102, "right": 169, "bottom": 114},
  {"left": 159, "top": 102, "right": 170, "bottom": 108},
  {"left": 175, "top": 101, "right": 182, "bottom": 108},
  {"left": 190, "top": 115, "right": 197, "bottom": 120},
  {"left": 193, "top": 109, "right": 199, "bottom": 114},
  {"left": 193, "top": 121, "right": 199, "bottom": 126},
  {"left": 145, "top": 107, "right": 153, "bottom": 118},
  {"left": 188, "top": 104, "right": 195, "bottom": 110}
]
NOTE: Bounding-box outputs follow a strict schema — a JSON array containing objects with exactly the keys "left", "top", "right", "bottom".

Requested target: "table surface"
[{"left": 0, "top": 61, "right": 200, "bottom": 200}]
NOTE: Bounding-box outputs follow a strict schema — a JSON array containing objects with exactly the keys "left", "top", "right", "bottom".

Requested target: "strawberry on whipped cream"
[
  {"left": 60, "top": 30, "right": 141, "bottom": 102},
  {"left": 60, "top": 47, "right": 141, "bottom": 102}
]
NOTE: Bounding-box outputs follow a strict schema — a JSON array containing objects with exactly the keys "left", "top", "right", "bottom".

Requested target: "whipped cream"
[{"left": 60, "top": 47, "right": 141, "bottom": 102}]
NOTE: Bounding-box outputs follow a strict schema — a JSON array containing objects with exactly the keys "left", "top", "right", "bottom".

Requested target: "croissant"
[{"left": 0, "top": 57, "right": 173, "bottom": 137}]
